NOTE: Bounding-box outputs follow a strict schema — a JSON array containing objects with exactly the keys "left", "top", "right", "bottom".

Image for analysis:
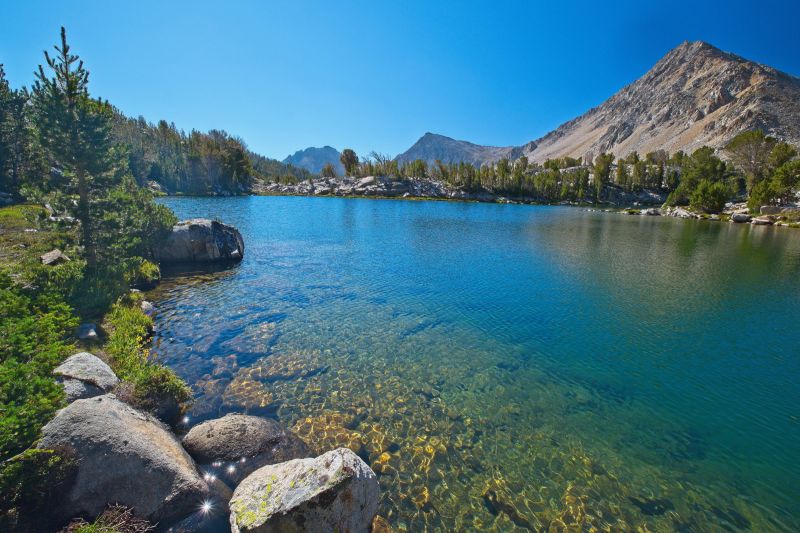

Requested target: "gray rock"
[
  {"left": 40, "top": 248, "right": 70, "bottom": 266},
  {"left": 229, "top": 448, "right": 379, "bottom": 533},
  {"left": 357, "top": 176, "right": 377, "bottom": 188},
  {"left": 59, "top": 377, "right": 105, "bottom": 402},
  {"left": 140, "top": 300, "right": 155, "bottom": 316},
  {"left": 77, "top": 323, "right": 100, "bottom": 341},
  {"left": 751, "top": 216, "right": 774, "bottom": 225},
  {"left": 157, "top": 219, "right": 244, "bottom": 264},
  {"left": 731, "top": 213, "right": 752, "bottom": 223},
  {"left": 38, "top": 395, "right": 210, "bottom": 525},
  {"left": 182, "top": 414, "right": 310, "bottom": 484},
  {"left": 641, "top": 208, "right": 661, "bottom": 216},
  {"left": 54, "top": 352, "right": 119, "bottom": 391},
  {"left": 760, "top": 205, "right": 800, "bottom": 215}
]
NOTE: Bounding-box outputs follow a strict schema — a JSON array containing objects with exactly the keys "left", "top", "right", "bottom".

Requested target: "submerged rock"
[
  {"left": 229, "top": 447, "right": 379, "bottom": 533},
  {"left": 38, "top": 395, "right": 210, "bottom": 525},
  {"left": 53, "top": 352, "right": 119, "bottom": 402},
  {"left": 182, "top": 413, "right": 310, "bottom": 483},
  {"left": 157, "top": 218, "right": 245, "bottom": 264}
]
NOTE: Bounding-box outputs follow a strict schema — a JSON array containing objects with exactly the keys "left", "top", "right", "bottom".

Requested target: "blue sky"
[{"left": 2, "top": 0, "right": 799, "bottom": 161}]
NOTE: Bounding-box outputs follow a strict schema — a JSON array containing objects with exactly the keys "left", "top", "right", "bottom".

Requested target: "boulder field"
[{"left": 44, "top": 354, "right": 380, "bottom": 531}]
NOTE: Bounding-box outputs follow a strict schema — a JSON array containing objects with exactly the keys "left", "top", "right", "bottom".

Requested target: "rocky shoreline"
[
  {"left": 255, "top": 175, "right": 669, "bottom": 207},
  {"left": 37, "top": 218, "right": 385, "bottom": 532},
  {"left": 608, "top": 202, "right": 800, "bottom": 227}
]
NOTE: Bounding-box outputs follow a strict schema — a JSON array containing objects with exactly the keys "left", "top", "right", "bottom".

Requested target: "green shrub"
[
  {"left": 747, "top": 179, "right": 776, "bottom": 213},
  {"left": 689, "top": 180, "right": 729, "bottom": 214},
  {"left": 127, "top": 259, "right": 160, "bottom": 290},
  {"left": 0, "top": 448, "right": 76, "bottom": 532},
  {"left": 0, "top": 272, "right": 77, "bottom": 461},
  {"left": 104, "top": 301, "right": 191, "bottom": 418}
]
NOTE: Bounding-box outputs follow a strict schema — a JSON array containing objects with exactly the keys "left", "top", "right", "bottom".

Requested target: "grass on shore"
[{"left": 0, "top": 203, "right": 189, "bottom": 531}]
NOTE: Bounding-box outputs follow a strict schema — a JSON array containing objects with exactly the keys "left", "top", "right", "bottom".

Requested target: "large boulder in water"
[
  {"left": 229, "top": 447, "right": 380, "bottom": 533},
  {"left": 182, "top": 413, "right": 310, "bottom": 483},
  {"left": 157, "top": 218, "right": 244, "bottom": 263},
  {"left": 38, "top": 394, "right": 211, "bottom": 525}
]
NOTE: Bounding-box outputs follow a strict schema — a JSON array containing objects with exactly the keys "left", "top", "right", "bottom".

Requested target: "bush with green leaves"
[
  {"left": 689, "top": 180, "right": 730, "bottom": 213},
  {"left": 104, "top": 298, "right": 191, "bottom": 417},
  {"left": 0, "top": 272, "right": 77, "bottom": 461},
  {"left": 0, "top": 448, "right": 77, "bottom": 532}
]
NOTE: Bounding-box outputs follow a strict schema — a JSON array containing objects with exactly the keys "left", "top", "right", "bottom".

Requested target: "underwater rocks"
[
  {"left": 157, "top": 218, "right": 245, "bottom": 264},
  {"left": 242, "top": 349, "right": 328, "bottom": 382},
  {"left": 220, "top": 350, "right": 328, "bottom": 413},
  {"left": 292, "top": 411, "right": 367, "bottom": 456},
  {"left": 182, "top": 413, "right": 310, "bottom": 483},
  {"left": 228, "top": 447, "right": 380, "bottom": 533},
  {"left": 38, "top": 394, "right": 210, "bottom": 526},
  {"left": 53, "top": 352, "right": 119, "bottom": 402}
]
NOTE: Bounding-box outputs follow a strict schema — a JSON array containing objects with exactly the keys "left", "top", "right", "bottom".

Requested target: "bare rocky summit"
[
  {"left": 283, "top": 145, "right": 344, "bottom": 174},
  {"left": 396, "top": 132, "right": 526, "bottom": 166},
  {"left": 398, "top": 41, "right": 800, "bottom": 166}
]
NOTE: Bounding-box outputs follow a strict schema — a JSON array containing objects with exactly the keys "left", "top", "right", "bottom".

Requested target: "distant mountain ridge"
[
  {"left": 396, "top": 41, "right": 800, "bottom": 166},
  {"left": 283, "top": 146, "right": 344, "bottom": 174},
  {"left": 395, "top": 133, "right": 526, "bottom": 166}
]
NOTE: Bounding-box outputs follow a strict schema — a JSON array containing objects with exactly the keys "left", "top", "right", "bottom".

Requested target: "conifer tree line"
[
  {"left": 335, "top": 132, "right": 799, "bottom": 213},
  {"left": 0, "top": 27, "right": 185, "bottom": 313},
  {"left": 112, "top": 115, "right": 311, "bottom": 194},
  {"left": 0, "top": 33, "right": 309, "bottom": 200}
]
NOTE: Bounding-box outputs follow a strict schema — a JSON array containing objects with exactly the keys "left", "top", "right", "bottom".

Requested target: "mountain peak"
[
  {"left": 283, "top": 146, "right": 343, "bottom": 174},
  {"left": 398, "top": 41, "right": 800, "bottom": 166}
]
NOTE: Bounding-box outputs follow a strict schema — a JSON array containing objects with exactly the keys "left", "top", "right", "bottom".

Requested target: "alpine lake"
[{"left": 150, "top": 196, "right": 800, "bottom": 532}]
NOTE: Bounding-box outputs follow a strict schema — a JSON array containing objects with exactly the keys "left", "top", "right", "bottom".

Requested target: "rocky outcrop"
[
  {"left": 182, "top": 413, "right": 310, "bottom": 483},
  {"left": 157, "top": 219, "right": 244, "bottom": 264},
  {"left": 38, "top": 395, "right": 210, "bottom": 525},
  {"left": 53, "top": 352, "right": 119, "bottom": 402},
  {"left": 228, "top": 447, "right": 380, "bottom": 533},
  {"left": 40, "top": 249, "right": 70, "bottom": 266}
]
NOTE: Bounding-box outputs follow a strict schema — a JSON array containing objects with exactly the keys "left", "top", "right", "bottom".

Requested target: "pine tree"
[
  {"left": 0, "top": 65, "right": 12, "bottom": 190},
  {"left": 32, "top": 27, "right": 115, "bottom": 268},
  {"left": 340, "top": 149, "right": 358, "bottom": 176}
]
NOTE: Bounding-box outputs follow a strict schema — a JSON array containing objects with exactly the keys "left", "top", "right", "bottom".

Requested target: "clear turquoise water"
[{"left": 151, "top": 196, "right": 800, "bottom": 532}]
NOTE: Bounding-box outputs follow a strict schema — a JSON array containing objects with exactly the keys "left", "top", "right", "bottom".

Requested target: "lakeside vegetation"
[
  {"left": 332, "top": 133, "right": 800, "bottom": 213},
  {"left": 0, "top": 29, "right": 190, "bottom": 531}
]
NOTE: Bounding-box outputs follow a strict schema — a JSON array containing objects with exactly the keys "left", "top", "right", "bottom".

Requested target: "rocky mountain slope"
[
  {"left": 395, "top": 132, "right": 526, "bottom": 166},
  {"left": 283, "top": 145, "right": 344, "bottom": 174},
  {"left": 398, "top": 41, "right": 800, "bottom": 166}
]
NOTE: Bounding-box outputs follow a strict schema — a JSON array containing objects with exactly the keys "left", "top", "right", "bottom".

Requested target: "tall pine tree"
[{"left": 32, "top": 27, "right": 115, "bottom": 268}]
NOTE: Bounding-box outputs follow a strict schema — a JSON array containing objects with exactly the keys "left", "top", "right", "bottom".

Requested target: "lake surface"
[{"left": 151, "top": 196, "right": 800, "bottom": 532}]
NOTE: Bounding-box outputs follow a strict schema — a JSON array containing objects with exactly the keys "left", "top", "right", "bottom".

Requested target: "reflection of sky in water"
[{"left": 152, "top": 196, "right": 800, "bottom": 532}]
